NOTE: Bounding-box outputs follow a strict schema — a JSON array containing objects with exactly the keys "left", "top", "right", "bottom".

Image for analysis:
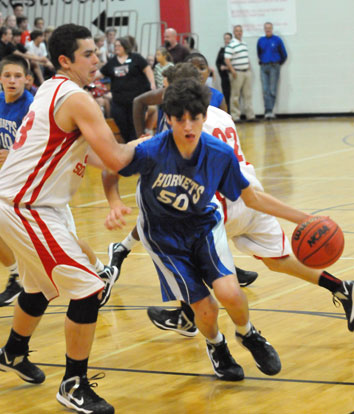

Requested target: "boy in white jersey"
[{"left": 0, "top": 24, "right": 139, "bottom": 414}]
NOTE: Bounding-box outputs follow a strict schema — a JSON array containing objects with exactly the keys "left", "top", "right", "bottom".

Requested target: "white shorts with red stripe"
[
  {"left": 224, "top": 197, "right": 291, "bottom": 259},
  {"left": 0, "top": 200, "right": 104, "bottom": 301}
]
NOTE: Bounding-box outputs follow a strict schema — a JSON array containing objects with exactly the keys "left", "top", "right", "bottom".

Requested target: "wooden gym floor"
[{"left": 0, "top": 117, "right": 353, "bottom": 414}]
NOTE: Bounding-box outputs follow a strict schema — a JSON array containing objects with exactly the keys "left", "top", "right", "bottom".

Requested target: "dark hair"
[
  {"left": 30, "top": 29, "right": 43, "bottom": 41},
  {"left": 170, "top": 62, "right": 200, "bottom": 83},
  {"left": 0, "top": 54, "right": 30, "bottom": 75},
  {"left": 184, "top": 52, "right": 208, "bottom": 66},
  {"left": 126, "top": 35, "right": 137, "bottom": 52},
  {"left": 0, "top": 26, "right": 11, "bottom": 39},
  {"left": 184, "top": 36, "right": 195, "bottom": 49},
  {"left": 12, "top": 3, "right": 23, "bottom": 10},
  {"left": 116, "top": 36, "right": 132, "bottom": 54},
  {"left": 34, "top": 17, "right": 44, "bottom": 26},
  {"left": 163, "top": 78, "right": 210, "bottom": 118},
  {"left": 224, "top": 32, "right": 232, "bottom": 38},
  {"left": 16, "top": 16, "right": 28, "bottom": 26},
  {"left": 49, "top": 24, "right": 92, "bottom": 70},
  {"left": 12, "top": 28, "right": 22, "bottom": 37}
]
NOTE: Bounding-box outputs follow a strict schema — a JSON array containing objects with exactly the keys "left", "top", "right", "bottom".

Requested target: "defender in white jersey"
[{"left": 0, "top": 24, "right": 139, "bottom": 414}]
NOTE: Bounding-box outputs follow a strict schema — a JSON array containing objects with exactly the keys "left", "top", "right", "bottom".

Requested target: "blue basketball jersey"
[
  {"left": 119, "top": 129, "right": 249, "bottom": 229},
  {"left": 0, "top": 89, "right": 33, "bottom": 149}
]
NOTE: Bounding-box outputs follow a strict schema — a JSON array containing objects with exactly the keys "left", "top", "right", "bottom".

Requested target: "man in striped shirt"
[{"left": 224, "top": 25, "right": 256, "bottom": 122}]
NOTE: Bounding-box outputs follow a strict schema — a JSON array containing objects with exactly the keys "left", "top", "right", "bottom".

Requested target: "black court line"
[
  {"left": 0, "top": 306, "right": 346, "bottom": 322},
  {"left": 35, "top": 362, "right": 354, "bottom": 387}
]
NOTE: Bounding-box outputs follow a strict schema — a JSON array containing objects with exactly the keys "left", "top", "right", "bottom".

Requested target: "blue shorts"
[{"left": 137, "top": 203, "right": 235, "bottom": 304}]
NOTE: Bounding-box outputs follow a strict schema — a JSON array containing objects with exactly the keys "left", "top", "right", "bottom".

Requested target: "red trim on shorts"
[
  {"left": 215, "top": 191, "right": 227, "bottom": 223},
  {"left": 13, "top": 79, "right": 80, "bottom": 205},
  {"left": 14, "top": 204, "right": 100, "bottom": 296},
  {"left": 254, "top": 254, "right": 290, "bottom": 260}
]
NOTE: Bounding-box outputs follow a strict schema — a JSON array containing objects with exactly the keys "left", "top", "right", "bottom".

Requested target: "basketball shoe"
[
  {"left": 98, "top": 266, "right": 119, "bottom": 308},
  {"left": 0, "top": 273, "right": 22, "bottom": 307},
  {"left": 0, "top": 347, "right": 45, "bottom": 384},
  {"left": 236, "top": 325, "right": 281, "bottom": 375},
  {"left": 57, "top": 373, "right": 114, "bottom": 414},
  {"left": 206, "top": 335, "right": 244, "bottom": 381},
  {"left": 235, "top": 266, "right": 258, "bottom": 287},
  {"left": 108, "top": 242, "right": 130, "bottom": 273},
  {"left": 147, "top": 306, "right": 198, "bottom": 337},
  {"left": 333, "top": 280, "right": 354, "bottom": 331}
]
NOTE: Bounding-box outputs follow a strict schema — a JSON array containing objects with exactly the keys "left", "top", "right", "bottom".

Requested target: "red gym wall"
[{"left": 159, "top": 0, "right": 191, "bottom": 34}]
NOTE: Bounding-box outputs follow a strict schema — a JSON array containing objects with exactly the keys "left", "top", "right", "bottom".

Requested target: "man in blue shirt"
[{"left": 257, "top": 22, "right": 287, "bottom": 119}]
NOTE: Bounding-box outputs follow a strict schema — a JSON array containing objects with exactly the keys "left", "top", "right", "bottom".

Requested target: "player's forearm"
[
  {"left": 101, "top": 169, "right": 120, "bottom": 206},
  {"left": 242, "top": 187, "right": 310, "bottom": 224}
]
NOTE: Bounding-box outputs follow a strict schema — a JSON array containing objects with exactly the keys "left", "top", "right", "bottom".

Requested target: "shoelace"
[
  {"left": 7, "top": 274, "right": 20, "bottom": 286},
  {"left": 80, "top": 373, "right": 106, "bottom": 401},
  {"left": 332, "top": 295, "right": 341, "bottom": 308}
]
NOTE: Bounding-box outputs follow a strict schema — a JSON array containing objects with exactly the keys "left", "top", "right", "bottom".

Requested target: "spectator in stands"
[
  {"left": 94, "top": 34, "right": 107, "bottom": 66},
  {"left": 216, "top": 32, "right": 232, "bottom": 112},
  {"left": 4, "top": 15, "right": 17, "bottom": 30},
  {"left": 183, "top": 36, "right": 198, "bottom": 53},
  {"left": 25, "top": 70, "right": 38, "bottom": 96},
  {"left": 257, "top": 22, "right": 287, "bottom": 119},
  {"left": 0, "top": 12, "right": 3, "bottom": 28},
  {"left": 163, "top": 27, "right": 190, "bottom": 63},
  {"left": 26, "top": 30, "right": 55, "bottom": 83},
  {"left": 153, "top": 46, "right": 174, "bottom": 88},
  {"left": 102, "top": 27, "right": 117, "bottom": 60},
  {"left": 98, "top": 36, "right": 156, "bottom": 142},
  {"left": 34, "top": 17, "right": 45, "bottom": 31},
  {"left": 17, "top": 16, "right": 30, "bottom": 45},
  {"left": 225, "top": 25, "right": 256, "bottom": 122},
  {"left": 0, "top": 27, "right": 15, "bottom": 60},
  {"left": 146, "top": 54, "right": 155, "bottom": 68},
  {"left": 12, "top": 3, "right": 25, "bottom": 18},
  {"left": 11, "top": 27, "right": 47, "bottom": 85},
  {"left": 127, "top": 35, "right": 138, "bottom": 52},
  {"left": 43, "top": 26, "right": 54, "bottom": 53}
]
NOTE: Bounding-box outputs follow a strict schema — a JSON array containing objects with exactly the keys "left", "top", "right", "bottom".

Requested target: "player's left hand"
[{"left": 104, "top": 200, "right": 132, "bottom": 230}]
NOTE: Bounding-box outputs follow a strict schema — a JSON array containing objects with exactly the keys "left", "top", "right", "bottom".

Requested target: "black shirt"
[
  {"left": 100, "top": 53, "right": 150, "bottom": 104},
  {"left": 0, "top": 41, "right": 16, "bottom": 61}
]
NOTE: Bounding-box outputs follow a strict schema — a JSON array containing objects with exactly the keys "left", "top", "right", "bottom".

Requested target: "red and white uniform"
[
  {"left": 203, "top": 106, "right": 291, "bottom": 258},
  {"left": 0, "top": 75, "right": 104, "bottom": 300}
]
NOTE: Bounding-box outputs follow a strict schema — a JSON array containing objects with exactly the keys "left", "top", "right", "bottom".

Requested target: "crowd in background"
[{"left": 0, "top": 3, "right": 287, "bottom": 142}]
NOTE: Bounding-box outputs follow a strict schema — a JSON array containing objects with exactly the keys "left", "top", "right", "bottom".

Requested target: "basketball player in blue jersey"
[
  {"left": 0, "top": 55, "right": 34, "bottom": 306},
  {"left": 115, "top": 78, "right": 298, "bottom": 380}
]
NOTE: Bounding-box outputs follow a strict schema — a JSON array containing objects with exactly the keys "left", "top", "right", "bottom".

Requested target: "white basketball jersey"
[
  {"left": 0, "top": 75, "right": 89, "bottom": 207},
  {"left": 203, "top": 106, "right": 261, "bottom": 189}
]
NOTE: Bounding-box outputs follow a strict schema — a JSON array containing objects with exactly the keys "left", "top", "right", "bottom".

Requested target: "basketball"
[{"left": 291, "top": 216, "right": 344, "bottom": 268}]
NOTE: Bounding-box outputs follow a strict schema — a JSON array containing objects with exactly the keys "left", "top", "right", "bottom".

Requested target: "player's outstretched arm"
[
  {"left": 55, "top": 92, "right": 135, "bottom": 172},
  {"left": 102, "top": 170, "right": 132, "bottom": 230},
  {"left": 241, "top": 185, "right": 311, "bottom": 224},
  {"left": 133, "top": 88, "right": 164, "bottom": 137}
]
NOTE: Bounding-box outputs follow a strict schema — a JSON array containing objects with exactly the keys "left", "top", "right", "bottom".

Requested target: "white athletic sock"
[
  {"left": 236, "top": 321, "right": 252, "bottom": 336},
  {"left": 121, "top": 232, "right": 138, "bottom": 251},
  {"left": 95, "top": 258, "right": 105, "bottom": 273},
  {"left": 7, "top": 262, "right": 18, "bottom": 276},
  {"left": 206, "top": 331, "right": 224, "bottom": 345}
]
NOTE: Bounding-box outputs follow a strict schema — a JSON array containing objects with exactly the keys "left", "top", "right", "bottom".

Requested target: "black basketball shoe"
[
  {"left": 333, "top": 280, "right": 354, "bottom": 332},
  {"left": 147, "top": 306, "right": 198, "bottom": 337},
  {"left": 57, "top": 373, "right": 114, "bottom": 414},
  {"left": 0, "top": 274, "right": 22, "bottom": 307},
  {"left": 108, "top": 242, "right": 130, "bottom": 273},
  {"left": 236, "top": 325, "right": 281, "bottom": 375},
  {"left": 206, "top": 335, "right": 244, "bottom": 381},
  {"left": 0, "top": 347, "right": 45, "bottom": 384},
  {"left": 235, "top": 266, "right": 258, "bottom": 287},
  {"left": 98, "top": 266, "right": 119, "bottom": 308}
]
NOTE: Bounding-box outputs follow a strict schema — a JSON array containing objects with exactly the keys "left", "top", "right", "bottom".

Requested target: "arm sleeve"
[
  {"left": 278, "top": 38, "right": 288, "bottom": 64},
  {"left": 118, "top": 141, "right": 150, "bottom": 176}
]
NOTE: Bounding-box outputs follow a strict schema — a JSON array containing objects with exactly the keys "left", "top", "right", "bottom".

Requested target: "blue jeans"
[{"left": 260, "top": 63, "right": 280, "bottom": 113}]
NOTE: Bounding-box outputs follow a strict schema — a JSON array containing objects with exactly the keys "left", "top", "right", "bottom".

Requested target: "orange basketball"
[{"left": 291, "top": 216, "right": 344, "bottom": 268}]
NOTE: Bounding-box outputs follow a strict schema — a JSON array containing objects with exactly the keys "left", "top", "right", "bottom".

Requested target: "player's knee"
[
  {"left": 262, "top": 257, "right": 286, "bottom": 272},
  {"left": 18, "top": 291, "right": 49, "bottom": 317},
  {"left": 67, "top": 293, "right": 100, "bottom": 324}
]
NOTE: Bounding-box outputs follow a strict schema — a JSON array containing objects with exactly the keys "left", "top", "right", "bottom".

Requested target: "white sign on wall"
[{"left": 227, "top": 0, "right": 297, "bottom": 36}]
